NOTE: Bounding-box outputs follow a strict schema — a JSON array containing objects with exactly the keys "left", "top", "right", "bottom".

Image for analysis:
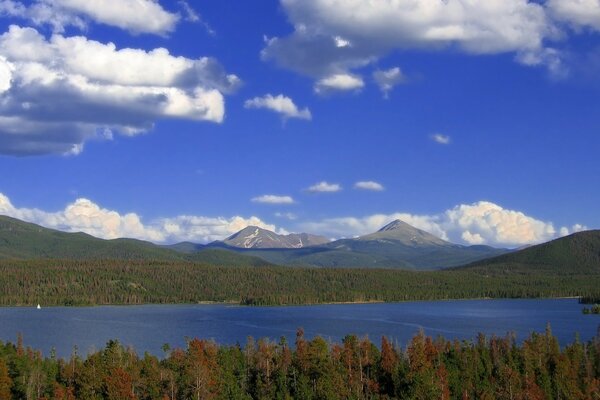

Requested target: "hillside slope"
[
  {"left": 458, "top": 230, "right": 600, "bottom": 274},
  {"left": 0, "top": 215, "right": 273, "bottom": 267}
]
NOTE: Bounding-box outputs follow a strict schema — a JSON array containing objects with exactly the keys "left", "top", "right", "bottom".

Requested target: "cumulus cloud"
[
  {"left": 443, "top": 202, "right": 557, "bottom": 246},
  {"left": 559, "top": 223, "right": 588, "bottom": 237},
  {"left": 251, "top": 195, "right": 295, "bottom": 205},
  {"left": 373, "top": 67, "right": 405, "bottom": 97},
  {"left": 547, "top": 0, "right": 600, "bottom": 32},
  {"left": 0, "top": 0, "right": 179, "bottom": 35},
  {"left": 431, "top": 134, "right": 451, "bottom": 145},
  {"left": 0, "top": 192, "right": 278, "bottom": 243},
  {"left": 263, "top": 0, "right": 563, "bottom": 85},
  {"left": 299, "top": 201, "right": 585, "bottom": 247},
  {"left": 314, "top": 73, "right": 364, "bottom": 93},
  {"left": 0, "top": 25, "right": 240, "bottom": 155},
  {"left": 354, "top": 181, "right": 384, "bottom": 191},
  {"left": 244, "top": 94, "right": 311, "bottom": 120},
  {"left": 307, "top": 181, "right": 342, "bottom": 193}
]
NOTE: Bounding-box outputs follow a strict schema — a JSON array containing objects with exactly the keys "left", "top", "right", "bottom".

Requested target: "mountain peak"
[
  {"left": 378, "top": 219, "right": 414, "bottom": 232},
  {"left": 223, "top": 226, "right": 329, "bottom": 249},
  {"left": 226, "top": 226, "right": 263, "bottom": 238},
  {"left": 359, "top": 219, "right": 450, "bottom": 247}
]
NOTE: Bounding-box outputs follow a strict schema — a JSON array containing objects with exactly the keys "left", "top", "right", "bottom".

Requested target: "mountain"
[
  {"left": 0, "top": 214, "right": 509, "bottom": 270},
  {"left": 313, "top": 219, "right": 508, "bottom": 269},
  {"left": 174, "top": 219, "right": 509, "bottom": 270},
  {"left": 0, "top": 215, "right": 273, "bottom": 267},
  {"left": 358, "top": 219, "right": 449, "bottom": 246},
  {"left": 458, "top": 230, "right": 600, "bottom": 274},
  {"left": 221, "top": 226, "right": 329, "bottom": 249}
]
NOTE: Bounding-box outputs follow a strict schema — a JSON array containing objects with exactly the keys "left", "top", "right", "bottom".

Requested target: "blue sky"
[{"left": 0, "top": 0, "right": 598, "bottom": 247}]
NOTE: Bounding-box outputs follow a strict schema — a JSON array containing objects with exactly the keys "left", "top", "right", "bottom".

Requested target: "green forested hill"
[
  {"left": 1, "top": 258, "right": 599, "bottom": 306},
  {"left": 0, "top": 215, "right": 272, "bottom": 267},
  {"left": 458, "top": 230, "right": 600, "bottom": 274}
]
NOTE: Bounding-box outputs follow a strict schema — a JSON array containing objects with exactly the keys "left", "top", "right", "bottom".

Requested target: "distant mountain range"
[
  {"left": 169, "top": 218, "right": 509, "bottom": 269},
  {"left": 2, "top": 214, "right": 598, "bottom": 307},
  {"left": 5, "top": 213, "right": 597, "bottom": 271}
]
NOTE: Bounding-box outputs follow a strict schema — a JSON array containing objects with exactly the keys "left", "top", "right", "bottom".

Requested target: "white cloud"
[
  {"left": 547, "top": 0, "right": 600, "bottom": 32},
  {"left": 354, "top": 181, "right": 384, "bottom": 191},
  {"left": 0, "top": 192, "right": 278, "bottom": 244},
  {"left": 431, "top": 134, "right": 451, "bottom": 145},
  {"left": 178, "top": 0, "right": 199, "bottom": 22},
  {"left": 0, "top": 0, "right": 87, "bottom": 33},
  {"left": 0, "top": 0, "right": 179, "bottom": 35},
  {"left": 334, "top": 36, "right": 351, "bottom": 48},
  {"left": 251, "top": 195, "right": 295, "bottom": 205},
  {"left": 299, "top": 201, "right": 581, "bottom": 247},
  {"left": 0, "top": 193, "right": 588, "bottom": 248},
  {"left": 462, "top": 231, "right": 485, "bottom": 245},
  {"left": 314, "top": 73, "right": 364, "bottom": 93},
  {"left": 559, "top": 223, "right": 588, "bottom": 237},
  {"left": 263, "top": 0, "right": 562, "bottom": 84},
  {"left": 373, "top": 67, "right": 405, "bottom": 97},
  {"left": 244, "top": 94, "right": 311, "bottom": 120},
  {"left": 443, "top": 202, "right": 557, "bottom": 246},
  {"left": 307, "top": 181, "right": 342, "bottom": 193},
  {"left": 0, "top": 25, "right": 240, "bottom": 155}
]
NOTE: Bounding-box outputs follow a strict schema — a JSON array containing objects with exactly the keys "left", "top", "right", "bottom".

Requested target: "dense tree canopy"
[
  {"left": 0, "top": 259, "right": 599, "bottom": 306},
  {"left": 0, "top": 328, "right": 598, "bottom": 399}
]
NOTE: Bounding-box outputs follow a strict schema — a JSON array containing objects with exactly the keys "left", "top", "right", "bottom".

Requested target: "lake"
[{"left": 0, "top": 299, "right": 598, "bottom": 358}]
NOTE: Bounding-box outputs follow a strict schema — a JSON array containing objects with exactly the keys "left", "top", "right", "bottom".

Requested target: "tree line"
[
  {"left": 0, "top": 259, "right": 599, "bottom": 307},
  {"left": 0, "top": 326, "right": 599, "bottom": 399}
]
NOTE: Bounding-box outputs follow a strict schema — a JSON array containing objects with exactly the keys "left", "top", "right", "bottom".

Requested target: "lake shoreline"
[{"left": 2, "top": 295, "right": 584, "bottom": 309}]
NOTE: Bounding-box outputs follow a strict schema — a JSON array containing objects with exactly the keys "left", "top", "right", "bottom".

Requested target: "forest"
[
  {"left": 0, "top": 326, "right": 598, "bottom": 399},
  {"left": 0, "top": 259, "right": 600, "bottom": 306}
]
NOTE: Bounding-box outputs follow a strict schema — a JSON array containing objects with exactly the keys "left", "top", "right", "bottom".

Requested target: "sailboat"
[{"left": 37, "top": 304, "right": 41, "bottom": 309}]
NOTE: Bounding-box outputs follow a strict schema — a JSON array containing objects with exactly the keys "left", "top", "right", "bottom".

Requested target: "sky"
[{"left": 0, "top": 0, "right": 599, "bottom": 247}]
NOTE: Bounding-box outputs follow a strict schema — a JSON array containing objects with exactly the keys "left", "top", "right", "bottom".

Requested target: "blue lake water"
[{"left": 0, "top": 299, "right": 598, "bottom": 358}]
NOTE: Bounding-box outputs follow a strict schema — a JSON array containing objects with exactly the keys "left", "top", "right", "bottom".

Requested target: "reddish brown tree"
[
  {"left": 105, "top": 367, "right": 137, "bottom": 400},
  {"left": 0, "top": 359, "right": 12, "bottom": 400}
]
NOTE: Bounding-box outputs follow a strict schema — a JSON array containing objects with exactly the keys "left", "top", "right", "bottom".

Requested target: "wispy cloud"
[
  {"left": 275, "top": 212, "right": 297, "bottom": 220},
  {"left": 354, "top": 181, "right": 384, "bottom": 191},
  {"left": 314, "top": 73, "right": 364, "bottom": 94},
  {"left": 244, "top": 94, "right": 311, "bottom": 120},
  {"left": 373, "top": 67, "right": 405, "bottom": 97},
  {"left": 307, "top": 181, "right": 342, "bottom": 193},
  {"left": 431, "top": 134, "right": 451, "bottom": 145},
  {"left": 177, "top": 0, "right": 215, "bottom": 35},
  {"left": 251, "top": 195, "right": 295, "bottom": 205}
]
